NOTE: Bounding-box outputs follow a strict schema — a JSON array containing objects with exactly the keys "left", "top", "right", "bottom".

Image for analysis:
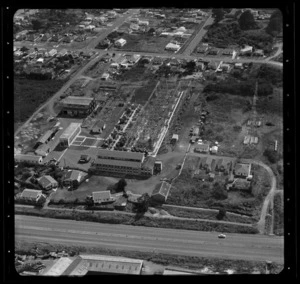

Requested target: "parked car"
[
  {"left": 218, "top": 234, "right": 226, "bottom": 239},
  {"left": 79, "top": 154, "right": 91, "bottom": 163}
]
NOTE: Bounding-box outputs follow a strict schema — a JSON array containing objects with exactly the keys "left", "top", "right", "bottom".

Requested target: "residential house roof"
[
  {"left": 234, "top": 163, "right": 251, "bottom": 176},
  {"left": 92, "top": 191, "right": 112, "bottom": 201},
  {"left": 21, "top": 189, "right": 42, "bottom": 199},
  {"left": 64, "top": 170, "right": 84, "bottom": 182},
  {"left": 195, "top": 143, "right": 210, "bottom": 152},
  {"left": 38, "top": 175, "right": 57, "bottom": 188},
  {"left": 152, "top": 181, "right": 170, "bottom": 200}
]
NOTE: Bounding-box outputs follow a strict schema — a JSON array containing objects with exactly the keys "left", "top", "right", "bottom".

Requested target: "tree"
[
  {"left": 85, "top": 195, "right": 94, "bottom": 206},
  {"left": 116, "top": 178, "right": 127, "bottom": 193},
  {"left": 263, "top": 148, "right": 280, "bottom": 164},
  {"left": 266, "top": 9, "right": 282, "bottom": 36},
  {"left": 136, "top": 193, "right": 151, "bottom": 213},
  {"left": 212, "top": 182, "right": 228, "bottom": 200},
  {"left": 238, "top": 10, "right": 257, "bottom": 30},
  {"left": 148, "top": 27, "right": 155, "bottom": 35},
  {"left": 31, "top": 19, "right": 43, "bottom": 30},
  {"left": 216, "top": 208, "right": 227, "bottom": 220},
  {"left": 211, "top": 9, "right": 225, "bottom": 23}
]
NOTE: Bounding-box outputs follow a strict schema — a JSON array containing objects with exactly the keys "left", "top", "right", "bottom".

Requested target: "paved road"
[
  {"left": 15, "top": 215, "right": 284, "bottom": 263},
  {"left": 182, "top": 15, "right": 214, "bottom": 56}
]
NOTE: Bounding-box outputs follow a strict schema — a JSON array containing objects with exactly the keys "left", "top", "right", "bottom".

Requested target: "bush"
[
  {"left": 216, "top": 208, "right": 227, "bottom": 220},
  {"left": 263, "top": 148, "right": 281, "bottom": 164},
  {"left": 211, "top": 182, "right": 228, "bottom": 200},
  {"left": 233, "top": 125, "right": 242, "bottom": 132}
]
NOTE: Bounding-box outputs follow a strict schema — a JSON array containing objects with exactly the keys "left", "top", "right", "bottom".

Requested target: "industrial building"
[
  {"left": 91, "top": 150, "right": 155, "bottom": 177},
  {"left": 59, "top": 123, "right": 81, "bottom": 147},
  {"left": 43, "top": 255, "right": 143, "bottom": 275},
  {"left": 60, "top": 96, "right": 97, "bottom": 117}
]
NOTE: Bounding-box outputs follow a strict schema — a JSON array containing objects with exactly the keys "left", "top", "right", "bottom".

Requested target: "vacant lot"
[
  {"left": 113, "top": 33, "right": 171, "bottom": 53},
  {"left": 131, "top": 80, "right": 158, "bottom": 105},
  {"left": 14, "top": 77, "right": 66, "bottom": 124}
]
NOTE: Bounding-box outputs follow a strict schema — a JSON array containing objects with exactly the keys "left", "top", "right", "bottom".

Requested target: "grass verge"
[{"left": 15, "top": 206, "right": 259, "bottom": 234}]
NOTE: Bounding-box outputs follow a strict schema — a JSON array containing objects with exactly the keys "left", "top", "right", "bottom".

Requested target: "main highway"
[{"left": 15, "top": 215, "right": 284, "bottom": 263}]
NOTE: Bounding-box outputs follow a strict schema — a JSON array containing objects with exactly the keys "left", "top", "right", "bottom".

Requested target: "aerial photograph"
[{"left": 13, "top": 8, "right": 284, "bottom": 275}]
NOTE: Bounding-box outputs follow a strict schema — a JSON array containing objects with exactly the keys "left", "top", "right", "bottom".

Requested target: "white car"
[{"left": 218, "top": 234, "right": 226, "bottom": 239}]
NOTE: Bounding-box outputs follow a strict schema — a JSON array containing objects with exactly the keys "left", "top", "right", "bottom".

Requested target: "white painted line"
[{"left": 57, "top": 148, "right": 68, "bottom": 162}]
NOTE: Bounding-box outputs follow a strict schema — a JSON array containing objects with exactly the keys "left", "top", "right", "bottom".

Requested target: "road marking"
[{"left": 57, "top": 148, "right": 68, "bottom": 162}]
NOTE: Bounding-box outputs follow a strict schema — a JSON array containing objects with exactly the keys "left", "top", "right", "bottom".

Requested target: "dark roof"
[
  {"left": 64, "top": 170, "right": 83, "bottom": 181},
  {"left": 38, "top": 175, "right": 57, "bottom": 188},
  {"left": 195, "top": 144, "right": 210, "bottom": 151},
  {"left": 97, "top": 149, "right": 144, "bottom": 161},
  {"left": 94, "top": 158, "right": 141, "bottom": 169},
  {"left": 37, "top": 130, "right": 53, "bottom": 144},
  {"left": 234, "top": 163, "right": 251, "bottom": 175}
]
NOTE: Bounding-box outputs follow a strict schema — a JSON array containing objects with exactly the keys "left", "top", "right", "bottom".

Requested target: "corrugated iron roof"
[{"left": 21, "top": 189, "right": 42, "bottom": 199}]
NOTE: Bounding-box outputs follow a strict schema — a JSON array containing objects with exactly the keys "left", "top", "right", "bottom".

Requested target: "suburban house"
[
  {"left": 115, "top": 38, "right": 127, "bottom": 47},
  {"left": 92, "top": 191, "right": 116, "bottom": 204},
  {"left": 34, "top": 143, "right": 51, "bottom": 157},
  {"left": 233, "top": 163, "right": 252, "bottom": 179},
  {"left": 63, "top": 170, "right": 85, "bottom": 186},
  {"left": 208, "top": 48, "right": 219, "bottom": 55},
  {"left": 101, "top": 73, "right": 110, "bottom": 80},
  {"left": 253, "top": 49, "right": 264, "bottom": 56},
  {"left": 20, "top": 189, "right": 46, "bottom": 203},
  {"left": 240, "top": 45, "right": 253, "bottom": 55},
  {"left": 194, "top": 143, "right": 210, "bottom": 153},
  {"left": 91, "top": 120, "right": 106, "bottom": 134},
  {"left": 151, "top": 181, "right": 170, "bottom": 203},
  {"left": 38, "top": 175, "right": 58, "bottom": 190},
  {"left": 165, "top": 42, "right": 181, "bottom": 52}
]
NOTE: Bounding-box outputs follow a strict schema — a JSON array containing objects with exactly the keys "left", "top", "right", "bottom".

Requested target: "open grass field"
[
  {"left": 131, "top": 80, "right": 158, "bottom": 104},
  {"left": 14, "top": 77, "right": 66, "bottom": 124}
]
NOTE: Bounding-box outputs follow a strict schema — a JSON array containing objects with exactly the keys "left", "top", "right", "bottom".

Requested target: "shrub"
[
  {"left": 263, "top": 148, "right": 281, "bottom": 164},
  {"left": 216, "top": 208, "right": 227, "bottom": 220}
]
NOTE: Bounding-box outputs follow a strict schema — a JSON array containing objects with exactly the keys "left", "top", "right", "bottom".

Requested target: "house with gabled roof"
[
  {"left": 20, "top": 188, "right": 46, "bottom": 203},
  {"left": 233, "top": 163, "right": 252, "bottom": 179},
  {"left": 38, "top": 175, "right": 58, "bottom": 190},
  {"left": 151, "top": 181, "right": 170, "bottom": 203},
  {"left": 92, "top": 191, "right": 116, "bottom": 204}
]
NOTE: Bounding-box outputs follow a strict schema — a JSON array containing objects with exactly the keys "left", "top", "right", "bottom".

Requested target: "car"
[{"left": 218, "top": 234, "right": 226, "bottom": 239}]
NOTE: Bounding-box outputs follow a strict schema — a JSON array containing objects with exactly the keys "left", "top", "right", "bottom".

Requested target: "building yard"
[
  {"left": 167, "top": 156, "right": 272, "bottom": 219},
  {"left": 50, "top": 175, "right": 119, "bottom": 203}
]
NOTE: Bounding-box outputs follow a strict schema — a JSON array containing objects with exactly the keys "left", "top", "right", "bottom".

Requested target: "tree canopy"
[
  {"left": 238, "top": 10, "right": 257, "bottom": 30},
  {"left": 211, "top": 9, "right": 225, "bottom": 23},
  {"left": 266, "top": 9, "right": 282, "bottom": 36}
]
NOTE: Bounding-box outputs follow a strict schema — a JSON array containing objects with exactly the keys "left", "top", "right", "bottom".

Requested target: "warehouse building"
[
  {"left": 15, "top": 154, "right": 43, "bottom": 165},
  {"left": 91, "top": 150, "right": 155, "bottom": 177},
  {"left": 43, "top": 255, "right": 143, "bottom": 276},
  {"left": 59, "top": 123, "right": 81, "bottom": 147},
  {"left": 60, "top": 96, "right": 97, "bottom": 117}
]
